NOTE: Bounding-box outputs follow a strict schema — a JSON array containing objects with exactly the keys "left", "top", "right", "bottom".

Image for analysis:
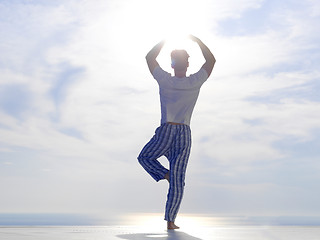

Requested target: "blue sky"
[{"left": 1, "top": 0, "right": 320, "bottom": 220}]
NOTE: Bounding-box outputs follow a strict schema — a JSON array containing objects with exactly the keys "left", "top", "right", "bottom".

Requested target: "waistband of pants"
[{"left": 166, "top": 122, "right": 186, "bottom": 125}]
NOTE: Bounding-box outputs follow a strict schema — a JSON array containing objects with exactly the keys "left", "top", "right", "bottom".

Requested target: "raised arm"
[
  {"left": 145, "top": 40, "right": 165, "bottom": 74},
  {"left": 189, "top": 35, "right": 216, "bottom": 77}
]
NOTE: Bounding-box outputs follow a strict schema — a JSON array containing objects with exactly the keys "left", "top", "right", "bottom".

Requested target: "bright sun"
[{"left": 107, "top": 0, "right": 211, "bottom": 73}]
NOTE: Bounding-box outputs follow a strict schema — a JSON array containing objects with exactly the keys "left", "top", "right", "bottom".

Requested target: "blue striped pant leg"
[
  {"left": 164, "top": 125, "right": 192, "bottom": 222},
  {"left": 137, "top": 124, "right": 174, "bottom": 182}
]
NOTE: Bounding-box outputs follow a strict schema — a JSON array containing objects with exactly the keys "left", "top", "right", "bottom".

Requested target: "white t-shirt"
[{"left": 153, "top": 66, "right": 209, "bottom": 126}]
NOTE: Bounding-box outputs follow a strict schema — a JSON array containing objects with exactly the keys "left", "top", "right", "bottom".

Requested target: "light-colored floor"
[
  {"left": 1, "top": 214, "right": 320, "bottom": 240},
  {"left": 1, "top": 225, "right": 320, "bottom": 240}
]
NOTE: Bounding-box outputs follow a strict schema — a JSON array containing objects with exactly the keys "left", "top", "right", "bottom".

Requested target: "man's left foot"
[{"left": 167, "top": 221, "right": 179, "bottom": 230}]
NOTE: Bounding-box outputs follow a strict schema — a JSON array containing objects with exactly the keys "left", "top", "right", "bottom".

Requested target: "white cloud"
[
  {"left": 0, "top": 0, "right": 320, "bottom": 217},
  {"left": 208, "top": 0, "right": 264, "bottom": 20},
  {"left": 191, "top": 70, "right": 320, "bottom": 175}
]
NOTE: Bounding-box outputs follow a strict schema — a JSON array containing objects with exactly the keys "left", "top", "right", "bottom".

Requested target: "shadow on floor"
[{"left": 117, "top": 230, "right": 202, "bottom": 240}]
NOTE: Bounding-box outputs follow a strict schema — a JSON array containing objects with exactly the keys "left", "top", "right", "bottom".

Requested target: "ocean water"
[{"left": 1, "top": 214, "right": 320, "bottom": 240}]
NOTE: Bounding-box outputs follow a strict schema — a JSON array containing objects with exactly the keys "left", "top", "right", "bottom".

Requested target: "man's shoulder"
[
  {"left": 184, "top": 68, "right": 209, "bottom": 88},
  {"left": 153, "top": 66, "right": 170, "bottom": 75},
  {"left": 153, "top": 66, "right": 172, "bottom": 81},
  {"left": 189, "top": 68, "right": 209, "bottom": 80}
]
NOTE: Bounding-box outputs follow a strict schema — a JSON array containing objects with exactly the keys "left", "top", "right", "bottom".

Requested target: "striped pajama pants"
[{"left": 137, "top": 123, "right": 192, "bottom": 222}]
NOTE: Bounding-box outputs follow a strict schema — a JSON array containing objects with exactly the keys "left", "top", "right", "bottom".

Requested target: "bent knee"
[{"left": 137, "top": 155, "right": 145, "bottom": 165}]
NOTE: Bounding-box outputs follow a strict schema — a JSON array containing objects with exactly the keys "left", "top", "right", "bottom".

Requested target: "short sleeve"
[
  {"left": 188, "top": 68, "right": 209, "bottom": 88},
  {"left": 152, "top": 66, "right": 171, "bottom": 86}
]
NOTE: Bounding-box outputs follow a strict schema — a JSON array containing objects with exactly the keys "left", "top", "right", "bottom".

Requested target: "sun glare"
[
  {"left": 107, "top": 0, "right": 210, "bottom": 72},
  {"left": 164, "top": 34, "right": 192, "bottom": 51},
  {"left": 121, "top": 213, "right": 221, "bottom": 238},
  {"left": 159, "top": 35, "right": 205, "bottom": 74}
]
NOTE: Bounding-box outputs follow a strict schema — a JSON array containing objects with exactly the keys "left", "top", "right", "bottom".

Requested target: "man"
[{"left": 138, "top": 35, "right": 216, "bottom": 229}]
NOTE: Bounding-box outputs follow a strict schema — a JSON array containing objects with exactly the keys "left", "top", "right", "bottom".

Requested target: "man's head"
[{"left": 171, "top": 50, "right": 189, "bottom": 71}]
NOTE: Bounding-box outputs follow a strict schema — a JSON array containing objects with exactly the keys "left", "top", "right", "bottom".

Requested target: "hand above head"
[{"left": 188, "top": 34, "right": 200, "bottom": 43}]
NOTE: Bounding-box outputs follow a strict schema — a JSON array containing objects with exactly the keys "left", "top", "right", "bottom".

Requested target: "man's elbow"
[
  {"left": 205, "top": 52, "right": 215, "bottom": 64},
  {"left": 210, "top": 54, "right": 216, "bottom": 67},
  {"left": 208, "top": 55, "right": 216, "bottom": 67},
  {"left": 145, "top": 51, "right": 155, "bottom": 60},
  {"left": 146, "top": 54, "right": 154, "bottom": 65}
]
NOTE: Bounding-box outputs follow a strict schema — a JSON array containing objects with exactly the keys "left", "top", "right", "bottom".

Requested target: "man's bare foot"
[
  {"left": 164, "top": 171, "right": 170, "bottom": 183},
  {"left": 167, "top": 221, "right": 179, "bottom": 230}
]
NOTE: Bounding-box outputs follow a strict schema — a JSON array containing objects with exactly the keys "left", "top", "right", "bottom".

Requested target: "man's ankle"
[{"left": 164, "top": 172, "right": 170, "bottom": 182}]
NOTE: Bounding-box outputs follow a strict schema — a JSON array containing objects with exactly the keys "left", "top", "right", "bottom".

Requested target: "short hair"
[{"left": 171, "top": 50, "right": 190, "bottom": 60}]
